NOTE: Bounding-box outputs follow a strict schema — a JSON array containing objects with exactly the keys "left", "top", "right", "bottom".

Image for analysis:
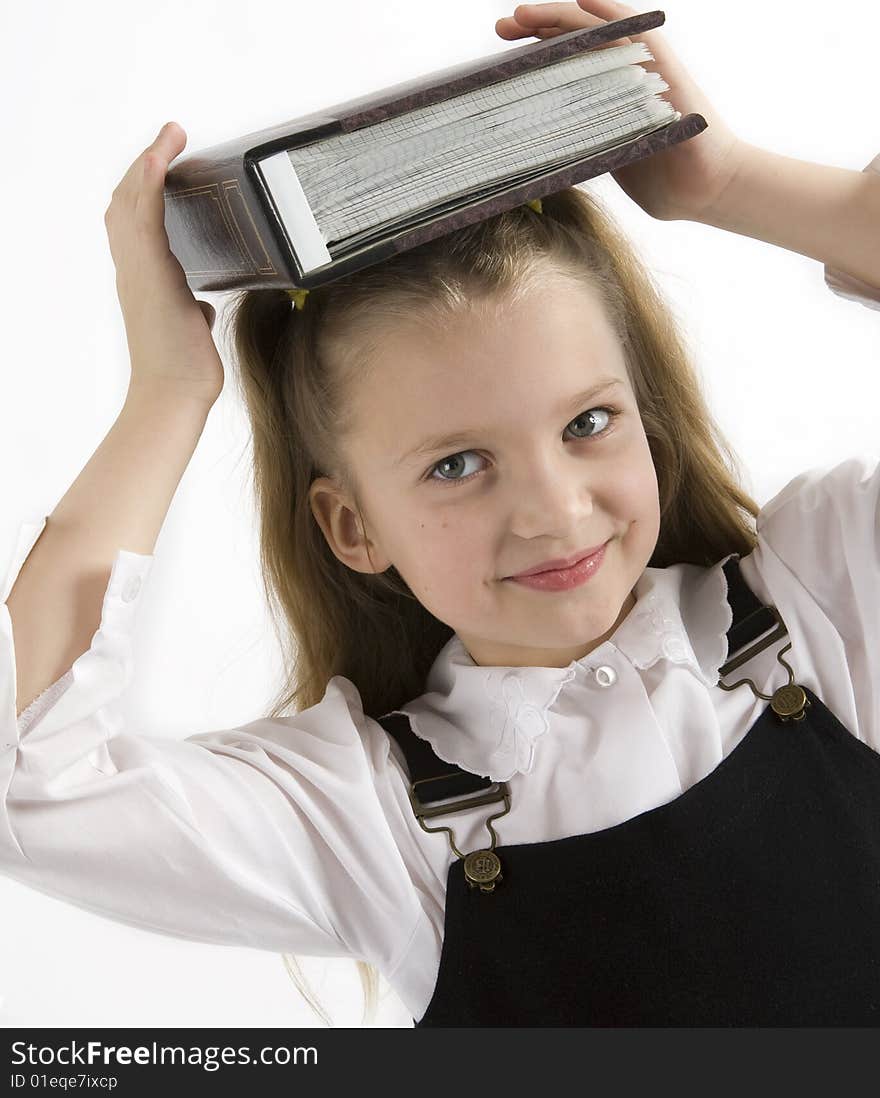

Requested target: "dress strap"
[
  {"left": 376, "top": 711, "right": 493, "bottom": 794},
  {"left": 720, "top": 555, "right": 787, "bottom": 673},
  {"left": 719, "top": 555, "right": 810, "bottom": 721},
  {"left": 377, "top": 712, "right": 511, "bottom": 892}
]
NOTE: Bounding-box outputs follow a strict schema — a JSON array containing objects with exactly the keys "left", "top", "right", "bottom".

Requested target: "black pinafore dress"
[{"left": 377, "top": 557, "right": 880, "bottom": 1026}]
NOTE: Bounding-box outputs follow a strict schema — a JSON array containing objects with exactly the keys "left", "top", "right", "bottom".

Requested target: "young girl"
[{"left": 3, "top": 0, "right": 879, "bottom": 1027}]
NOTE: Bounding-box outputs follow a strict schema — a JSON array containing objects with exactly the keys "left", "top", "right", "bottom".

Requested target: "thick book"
[{"left": 163, "top": 9, "right": 706, "bottom": 293}]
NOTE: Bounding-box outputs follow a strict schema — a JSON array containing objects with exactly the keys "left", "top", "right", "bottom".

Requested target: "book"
[{"left": 162, "top": 9, "right": 706, "bottom": 293}]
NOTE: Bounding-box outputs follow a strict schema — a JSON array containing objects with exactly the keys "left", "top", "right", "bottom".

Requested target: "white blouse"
[{"left": 2, "top": 189, "right": 879, "bottom": 1023}]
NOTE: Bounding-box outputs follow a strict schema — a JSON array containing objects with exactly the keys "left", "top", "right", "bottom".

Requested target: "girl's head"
[
  {"left": 307, "top": 262, "right": 661, "bottom": 671},
  {"left": 225, "top": 186, "right": 758, "bottom": 721},
  {"left": 223, "top": 188, "right": 759, "bottom": 1024}
]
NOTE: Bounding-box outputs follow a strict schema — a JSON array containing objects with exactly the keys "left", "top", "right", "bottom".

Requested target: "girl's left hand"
[{"left": 496, "top": 1, "right": 747, "bottom": 222}]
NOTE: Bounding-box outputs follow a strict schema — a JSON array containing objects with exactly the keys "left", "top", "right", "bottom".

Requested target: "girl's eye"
[{"left": 425, "top": 406, "right": 620, "bottom": 488}]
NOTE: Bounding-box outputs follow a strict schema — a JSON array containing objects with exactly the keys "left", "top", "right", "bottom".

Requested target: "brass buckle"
[
  {"left": 717, "top": 605, "right": 788, "bottom": 677},
  {"left": 717, "top": 605, "right": 810, "bottom": 722},
  {"left": 408, "top": 774, "right": 510, "bottom": 820},
  {"left": 409, "top": 775, "right": 512, "bottom": 893}
]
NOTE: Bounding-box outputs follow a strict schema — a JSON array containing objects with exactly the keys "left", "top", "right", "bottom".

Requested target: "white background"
[{"left": 1, "top": 0, "right": 877, "bottom": 1028}]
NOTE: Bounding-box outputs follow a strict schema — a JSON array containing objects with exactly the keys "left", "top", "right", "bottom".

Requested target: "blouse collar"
[{"left": 389, "top": 555, "right": 736, "bottom": 782}]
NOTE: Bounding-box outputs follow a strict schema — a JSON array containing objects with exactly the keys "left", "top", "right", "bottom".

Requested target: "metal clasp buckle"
[
  {"left": 717, "top": 604, "right": 810, "bottom": 722},
  {"left": 409, "top": 775, "right": 511, "bottom": 892},
  {"left": 717, "top": 604, "right": 788, "bottom": 678},
  {"left": 408, "top": 774, "right": 510, "bottom": 821}
]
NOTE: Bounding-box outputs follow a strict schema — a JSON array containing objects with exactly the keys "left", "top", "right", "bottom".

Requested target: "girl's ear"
[{"left": 308, "top": 476, "right": 392, "bottom": 575}]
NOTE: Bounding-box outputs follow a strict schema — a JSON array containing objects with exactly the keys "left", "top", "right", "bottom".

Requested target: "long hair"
[{"left": 219, "top": 185, "right": 759, "bottom": 1026}]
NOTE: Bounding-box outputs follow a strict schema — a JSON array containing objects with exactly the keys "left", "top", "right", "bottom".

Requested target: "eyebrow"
[{"left": 394, "top": 377, "right": 625, "bottom": 467}]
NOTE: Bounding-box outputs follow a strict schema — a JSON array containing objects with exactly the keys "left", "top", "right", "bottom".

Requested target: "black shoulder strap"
[
  {"left": 718, "top": 554, "right": 788, "bottom": 677},
  {"left": 376, "top": 711, "right": 494, "bottom": 800},
  {"left": 376, "top": 555, "right": 781, "bottom": 794}
]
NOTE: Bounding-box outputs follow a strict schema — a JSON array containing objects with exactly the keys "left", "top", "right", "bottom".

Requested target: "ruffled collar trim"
[{"left": 386, "top": 555, "right": 735, "bottom": 782}]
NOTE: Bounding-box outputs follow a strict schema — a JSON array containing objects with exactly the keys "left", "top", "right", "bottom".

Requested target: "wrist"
[
  {"left": 686, "top": 140, "right": 761, "bottom": 230},
  {"left": 685, "top": 141, "right": 880, "bottom": 287},
  {"left": 124, "top": 378, "right": 218, "bottom": 420}
]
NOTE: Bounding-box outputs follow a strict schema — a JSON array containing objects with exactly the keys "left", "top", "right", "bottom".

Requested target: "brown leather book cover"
[{"left": 163, "top": 9, "right": 706, "bottom": 293}]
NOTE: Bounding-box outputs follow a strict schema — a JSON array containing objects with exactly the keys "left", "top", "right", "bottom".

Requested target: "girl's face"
[{"left": 310, "top": 275, "right": 661, "bottom": 669}]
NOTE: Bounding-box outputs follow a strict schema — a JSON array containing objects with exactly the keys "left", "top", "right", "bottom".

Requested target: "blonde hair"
[{"left": 220, "top": 185, "right": 760, "bottom": 1026}]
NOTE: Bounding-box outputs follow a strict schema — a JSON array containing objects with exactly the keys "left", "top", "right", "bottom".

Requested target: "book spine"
[{"left": 162, "top": 151, "right": 299, "bottom": 293}]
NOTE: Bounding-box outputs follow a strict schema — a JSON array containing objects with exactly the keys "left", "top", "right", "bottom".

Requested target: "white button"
[
  {"left": 594, "top": 665, "right": 617, "bottom": 688},
  {"left": 121, "top": 576, "right": 141, "bottom": 603}
]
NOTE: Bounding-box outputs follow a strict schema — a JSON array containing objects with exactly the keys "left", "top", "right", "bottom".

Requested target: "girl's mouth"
[{"left": 505, "top": 542, "right": 607, "bottom": 592}]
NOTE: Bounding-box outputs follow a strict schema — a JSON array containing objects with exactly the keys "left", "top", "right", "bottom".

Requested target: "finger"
[
  {"left": 495, "top": 18, "right": 567, "bottom": 39},
  {"left": 512, "top": 3, "right": 597, "bottom": 27},
  {"left": 572, "top": 0, "right": 639, "bottom": 19},
  {"left": 496, "top": 4, "right": 627, "bottom": 45},
  {"left": 499, "top": 3, "right": 594, "bottom": 31},
  {"left": 507, "top": 2, "right": 689, "bottom": 92},
  {"left": 572, "top": 0, "right": 684, "bottom": 75},
  {"left": 140, "top": 121, "right": 187, "bottom": 181},
  {"left": 145, "top": 120, "right": 186, "bottom": 160},
  {"left": 112, "top": 121, "right": 185, "bottom": 204},
  {"left": 135, "top": 123, "right": 187, "bottom": 236}
]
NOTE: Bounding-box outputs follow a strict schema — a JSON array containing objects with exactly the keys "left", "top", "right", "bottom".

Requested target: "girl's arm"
[
  {"left": 7, "top": 124, "right": 223, "bottom": 719},
  {"left": 7, "top": 390, "right": 212, "bottom": 718},
  {"left": 688, "top": 145, "right": 880, "bottom": 291}
]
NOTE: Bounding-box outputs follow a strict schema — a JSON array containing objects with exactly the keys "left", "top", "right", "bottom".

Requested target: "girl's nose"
[{"left": 505, "top": 462, "right": 596, "bottom": 540}]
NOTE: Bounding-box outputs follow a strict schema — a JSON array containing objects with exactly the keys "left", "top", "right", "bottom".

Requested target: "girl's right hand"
[
  {"left": 496, "top": 3, "right": 747, "bottom": 224},
  {"left": 104, "top": 121, "right": 224, "bottom": 407}
]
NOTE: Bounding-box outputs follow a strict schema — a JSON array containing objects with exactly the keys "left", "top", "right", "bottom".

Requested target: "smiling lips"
[{"left": 508, "top": 541, "right": 609, "bottom": 579}]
